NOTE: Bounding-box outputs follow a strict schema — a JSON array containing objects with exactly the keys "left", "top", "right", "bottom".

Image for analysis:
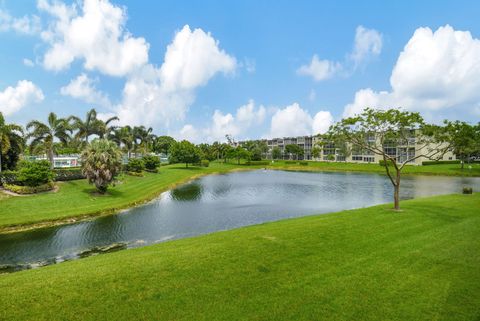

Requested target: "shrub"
[
  {"left": 379, "top": 159, "right": 395, "bottom": 166},
  {"left": 16, "top": 160, "right": 54, "bottom": 187},
  {"left": 54, "top": 168, "right": 85, "bottom": 181},
  {"left": 422, "top": 160, "right": 461, "bottom": 166},
  {"left": 245, "top": 160, "right": 270, "bottom": 166},
  {"left": 463, "top": 187, "right": 473, "bottom": 194},
  {"left": 284, "top": 160, "right": 297, "bottom": 165},
  {"left": 0, "top": 171, "right": 19, "bottom": 186},
  {"left": 299, "top": 161, "right": 309, "bottom": 166},
  {"left": 4, "top": 181, "right": 55, "bottom": 194},
  {"left": 201, "top": 159, "right": 209, "bottom": 167},
  {"left": 126, "top": 158, "right": 145, "bottom": 173},
  {"left": 126, "top": 171, "right": 144, "bottom": 177},
  {"left": 142, "top": 155, "right": 160, "bottom": 171}
]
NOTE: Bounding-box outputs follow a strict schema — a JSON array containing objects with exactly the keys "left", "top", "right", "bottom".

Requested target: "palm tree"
[
  {"left": 97, "top": 115, "right": 119, "bottom": 139},
  {"left": 133, "top": 126, "right": 154, "bottom": 154},
  {"left": 81, "top": 139, "right": 122, "bottom": 194},
  {"left": 0, "top": 112, "right": 24, "bottom": 173},
  {"left": 108, "top": 126, "right": 134, "bottom": 158},
  {"left": 27, "top": 112, "right": 71, "bottom": 168},
  {"left": 69, "top": 108, "right": 101, "bottom": 143}
]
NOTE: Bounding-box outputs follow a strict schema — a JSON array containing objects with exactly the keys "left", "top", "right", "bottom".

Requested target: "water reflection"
[{"left": 1, "top": 170, "right": 479, "bottom": 271}]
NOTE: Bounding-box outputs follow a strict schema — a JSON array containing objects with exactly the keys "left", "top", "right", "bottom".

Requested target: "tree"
[
  {"left": 329, "top": 108, "right": 449, "bottom": 210},
  {"left": 0, "top": 113, "right": 24, "bottom": 172},
  {"left": 285, "top": 144, "right": 304, "bottom": 160},
  {"left": 27, "top": 112, "right": 71, "bottom": 168},
  {"left": 198, "top": 143, "right": 216, "bottom": 161},
  {"left": 153, "top": 136, "right": 176, "bottom": 155},
  {"left": 444, "top": 121, "right": 477, "bottom": 169},
  {"left": 133, "top": 126, "right": 154, "bottom": 154},
  {"left": 69, "top": 108, "right": 101, "bottom": 143},
  {"left": 81, "top": 139, "right": 122, "bottom": 194},
  {"left": 311, "top": 146, "right": 321, "bottom": 160},
  {"left": 229, "top": 146, "right": 250, "bottom": 164},
  {"left": 168, "top": 140, "right": 202, "bottom": 167},
  {"left": 109, "top": 126, "right": 134, "bottom": 158},
  {"left": 96, "top": 115, "right": 119, "bottom": 139},
  {"left": 272, "top": 146, "right": 282, "bottom": 160}
]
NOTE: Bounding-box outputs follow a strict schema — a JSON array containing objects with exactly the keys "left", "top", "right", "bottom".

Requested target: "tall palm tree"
[
  {"left": 97, "top": 115, "right": 119, "bottom": 139},
  {"left": 109, "top": 126, "right": 134, "bottom": 158},
  {"left": 133, "top": 126, "right": 154, "bottom": 154},
  {"left": 69, "top": 108, "right": 101, "bottom": 143},
  {"left": 27, "top": 112, "right": 71, "bottom": 168},
  {"left": 0, "top": 112, "right": 24, "bottom": 173}
]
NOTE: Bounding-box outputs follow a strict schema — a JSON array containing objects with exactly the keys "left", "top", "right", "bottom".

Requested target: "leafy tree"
[
  {"left": 168, "top": 140, "right": 202, "bottom": 167},
  {"left": 16, "top": 160, "right": 53, "bottom": 187},
  {"left": 272, "top": 146, "right": 282, "bottom": 160},
  {"left": 444, "top": 121, "right": 477, "bottom": 169},
  {"left": 285, "top": 144, "right": 304, "bottom": 160},
  {"left": 198, "top": 143, "right": 216, "bottom": 161},
  {"left": 329, "top": 108, "right": 449, "bottom": 210},
  {"left": 153, "top": 136, "right": 176, "bottom": 155},
  {"left": 311, "top": 146, "right": 321, "bottom": 159},
  {"left": 81, "top": 139, "right": 122, "bottom": 194},
  {"left": 229, "top": 146, "right": 250, "bottom": 164},
  {"left": 27, "top": 112, "right": 71, "bottom": 168},
  {"left": 0, "top": 113, "right": 24, "bottom": 172},
  {"left": 142, "top": 155, "right": 161, "bottom": 171}
]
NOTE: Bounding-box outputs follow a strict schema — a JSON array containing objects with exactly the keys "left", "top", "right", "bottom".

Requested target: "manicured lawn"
[
  {"left": 0, "top": 162, "right": 244, "bottom": 231},
  {"left": 0, "top": 193, "right": 479, "bottom": 321},
  {"left": 268, "top": 160, "right": 480, "bottom": 177}
]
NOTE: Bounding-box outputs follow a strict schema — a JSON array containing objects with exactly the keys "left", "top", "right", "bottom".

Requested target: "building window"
[
  {"left": 352, "top": 156, "right": 363, "bottom": 161},
  {"left": 364, "top": 157, "right": 375, "bottom": 163}
]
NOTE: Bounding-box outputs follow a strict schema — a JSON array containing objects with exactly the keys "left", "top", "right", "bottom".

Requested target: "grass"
[{"left": 0, "top": 193, "right": 479, "bottom": 321}]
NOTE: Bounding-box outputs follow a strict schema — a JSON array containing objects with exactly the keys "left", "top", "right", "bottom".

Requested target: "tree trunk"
[
  {"left": 393, "top": 171, "right": 401, "bottom": 210},
  {"left": 186, "top": 163, "right": 188, "bottom": 168}
]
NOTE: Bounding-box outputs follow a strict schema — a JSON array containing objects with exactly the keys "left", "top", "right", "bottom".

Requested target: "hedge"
[
  {"left": 245, "top": 160, "right": 270, "bottom": 166},
  {"left": 3, "top": 181, "right": 55, "bottom": 194},
  {"left": 0, "top": 171, "right": 19, "bottom": 186},
  {"left": 283, "top": 160, "right": 308, "bottom": 166},
  {"left": 54, "top": 168, "right": 85, "bottom": 181},
  {"left": 422, "top": 160, "right": 461, "bottom": 166}
]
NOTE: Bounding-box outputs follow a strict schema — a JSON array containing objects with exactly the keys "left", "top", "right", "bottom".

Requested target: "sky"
[{"left": 1, "top": 0, "right": 480, "bottom": 143}]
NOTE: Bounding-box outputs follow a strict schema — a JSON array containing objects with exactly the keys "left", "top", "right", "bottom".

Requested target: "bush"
[
  {"left": 4, "top": 181, "right": 55, "bottom": 194},
  {"left": 284, "top": 160, "right": 297, "bottom": 164},
  {"left": 299, "top": 161, "right": 309, "bottom": 166},
  {"left": 16, "top": 160, "right": 54, "bottom": 187},
  {"left": 126, "top": 158, "right": 145, "bottom": 173},
  {"left": 463, "top": 187, "right": 473, "bottom": 194},
  {"left": 201, "top": 159, "right": 209, "bottom": 167},
  {"left": 422, "top": 160, "right": 461, "bottom": 166},
  {"left": 245, "top": 160, "right": 270, "bottom": 166},
  {"left": 54, "top": 168, "right": 85, "bottom": 181},
  {"left": 379, "top": 159, "right": 395, "bottom": 166},
  {"left": 142, "top": 155, "right": 160, "bottom": 171},
  {"left": 126, "top": 171, "right": 144, "bottom": 177},
  {"left": 0, "top": 171, "right": 19, "bottom": 186}
]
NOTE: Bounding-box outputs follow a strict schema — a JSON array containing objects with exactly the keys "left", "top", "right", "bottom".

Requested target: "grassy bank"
[
  {"left": 1, "top": 193, "right": 479, "bottom": 321},
  {"left": 267, "top": 160, "right": 480, "bottom": 176},
  {"left": 0, "top": 162, "right": 247, "bottom": 232}
]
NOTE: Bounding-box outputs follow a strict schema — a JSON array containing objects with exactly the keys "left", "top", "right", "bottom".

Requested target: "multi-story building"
[{"left": 236, "top": 132, "right": 455, "bottom": 165}]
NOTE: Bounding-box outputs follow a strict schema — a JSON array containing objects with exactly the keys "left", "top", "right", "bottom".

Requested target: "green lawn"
[
  {"left": 0, "top": 193, "right": 479, "bottom": 321},
  {"left": 0, "top": 162, "right": 244, "bottom": 231}
]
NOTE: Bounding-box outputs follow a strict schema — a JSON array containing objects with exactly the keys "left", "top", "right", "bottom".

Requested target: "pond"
[{"left": 1, "top": 169, "right": 479, "bottom": 271}]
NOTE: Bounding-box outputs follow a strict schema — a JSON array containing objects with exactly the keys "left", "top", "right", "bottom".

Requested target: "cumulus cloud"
[
  {"left": 343, "top": 25, "right": 480, "bottom": 119},
  {"left": 298, "top": 26, "right": 382, "bottom": 81},
  {"left": 0, "top": 80, "right": 44, "bottom": 116},
  {"left": 38, "top": 0, "right": 149, "bottom": 76},
  {"left": 268, "top": 103, "right": 333, "bottom": 138},
  {"left": 60, "top": 73, "right": 111, "bottom": 107},
  {"left": 0, "top": 9, "right": 41, "bottom": 34},
  {"left": 350, "top": 25, "right": 383, "bottom": 67},
  {"left": 297, "top": 55, "right": 341, "bottom": 81},
  {"left": 112, "top": 25, "right": 237, "bottom": 128}
]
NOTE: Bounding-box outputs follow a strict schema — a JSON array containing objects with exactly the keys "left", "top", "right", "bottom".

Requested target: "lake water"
[{"left": 1, "top": 170, "right": 479, "bottom": 271}]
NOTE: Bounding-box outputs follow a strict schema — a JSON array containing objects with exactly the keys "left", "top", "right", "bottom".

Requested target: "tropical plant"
[
  {"left": 329, "top": 108, "right": 449, "bottom": 210},
  {"left": 142, "top": 155, "right": 161, "bottom": 171},
  {"left": 133, "top": 126, "right": 154, "bottom": 153},
  {"left": 109, "top": 126, "right": 134, "bottom": 158},
  {"left": 81, "top": 139, "right": 122, "bottom": 194},
  {"left": 126, "top": 158, "right": 145, "bottom": 173},
  {"left": 16, "top": 160, "right": 54, "bottom": 187},
  {"left": 27, "top": 112, "right": 71, "bottom": 168},
  {"left": 69, "top": 108, "right": 102, "bottom": 143},
  {"left": 0, "top": 112, "right": 24, "bottom": 172},
  {"left": 96, "top": 115, "right": 119, "bottom": 139},
  {"left": 153, "top": 136, "right": 176, "bottom": 155},
  {"left": 168, "top": 140, "right": 202, "bottom": 167}
]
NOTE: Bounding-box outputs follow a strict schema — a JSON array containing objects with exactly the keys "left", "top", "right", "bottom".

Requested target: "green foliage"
[
  {"left": 168, "top": 140, "right": 202, "bottom": 167},
  {"left": 245, "top": 160, "right": 270, "bottom": 166},
  {"left": 311, "top": 146, "right": 321, "bottom": 159},
  {"left": 200, "top": 159, "right": 210, "bottom": 167},
  {"left": 142, "top": 155, "right": 161, "bottom": 171},
  {"left": 444, "top": 121, "right": 480, "bottom": 168},
  {"left": 81, "top": 139, "right": 122, "bottom": 193},
  {"left": 153, "top": 136, "right": 176, "bottom": 154},
  {"left": 0, "top": 112, "right": 24, "bottom": 172},
  {"left": 3, "top": 181, "right": 54, "bottom": 194},
  {"left": 422, "top": 160, "right": 461, "bottom": 166},
  {"left": 16, "top": 160, "right": 54, "bottom": 187},
  {"left": 126, "top": 158, "right": 145, "bottom": 173},
  {"left": 0, "top": 171, "right": 19, "bottom": 185},
  {"left": 54, "top": 168, "right": 85, "bottom": 181},
  {"left": 284, "top": 144, "right": 304, "bottom": 159},
  {"left": 271, "top": 146, "right": 282, "bottom": 160},
  {"left": 462, "top": 187, "right": 473, "bottom": 194}
]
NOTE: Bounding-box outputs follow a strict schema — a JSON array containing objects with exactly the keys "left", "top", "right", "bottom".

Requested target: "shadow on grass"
[{"left": 81, "top": 187, "right": 124, "bottom": 198}]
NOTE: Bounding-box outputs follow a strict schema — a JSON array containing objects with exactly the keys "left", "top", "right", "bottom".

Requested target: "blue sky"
[{"left": 1, "top": 0, "right": 480, "bottom": 142}]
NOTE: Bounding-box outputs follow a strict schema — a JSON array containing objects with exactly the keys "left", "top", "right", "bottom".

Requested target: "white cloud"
[
  {"left": 343, "top": 25, "right": 480, "bottom": 119},
  {"left": 298, "top": 26, "right": 382, "bottom": 81},
  {"left": 268, "top": 103, "right": 333, "bottom": 137},
  {"left": 60, "top": 73, "right": 111, "bottom": 107},
  {"left": 350, "top": 25, "right": 383, "bottom": 67},
  {"left": 297, "top": 55, "right": 341, "bottom": 81},
  {"left": 23, "top": 58, "right": 35, "bottom": 67},
  {"left": 0, "top": 80, "right": 44, "bottom": 116},
  {"left": 178, "top": 124, "right": 198, "bottom": 142},
  {"left": 112, "top": 25, "right": 237, "bottom": 128},
  {"left": 0, "top": 9, "right": 40, "bottom": 34},
  {"left": 38, "top": 0, "right": 149, "bottom": 76}
]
